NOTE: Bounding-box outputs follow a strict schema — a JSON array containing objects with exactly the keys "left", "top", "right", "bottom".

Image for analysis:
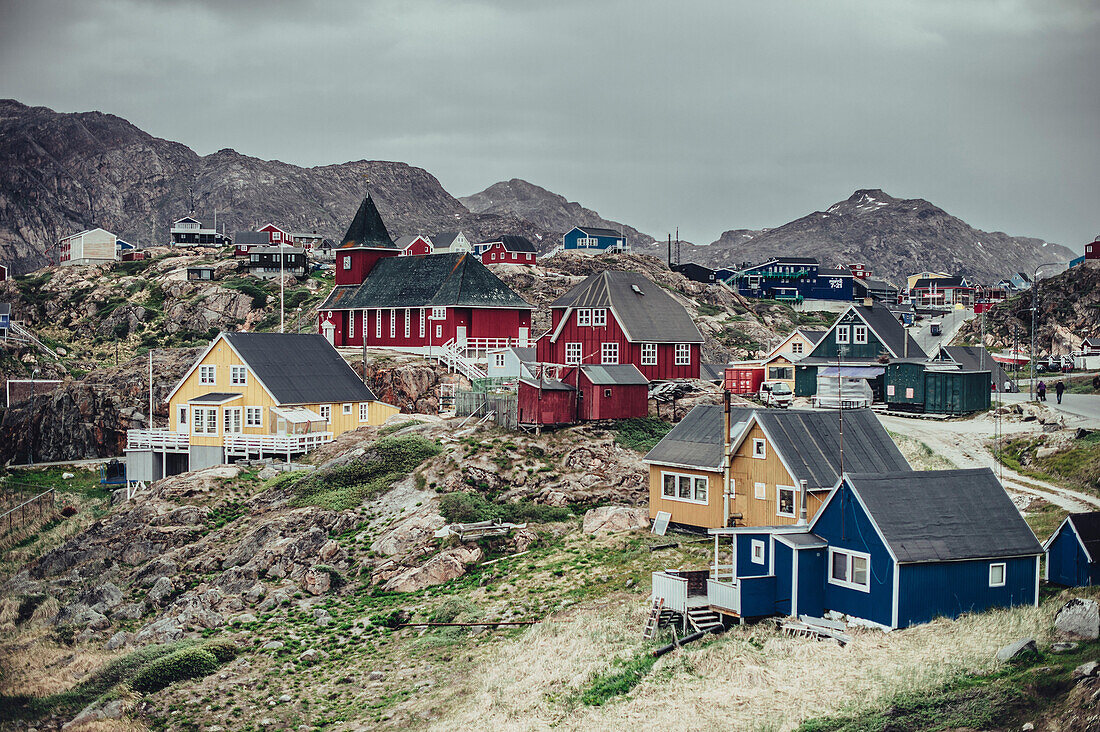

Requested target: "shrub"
[
  {"left": 203, "top": 639, "right": 239, "bottom": 663},
  {"left": 439, "top": 492, "right": 571, "bottom": 524},
  {"left": 60, "top": 505, "right": 77, "bottom": 517},
  {"left": 611, "top": 418, "right": 673, "bottom": 452},
  {"left": 131, "top": 647, "right": 219, "bottom": 693}
]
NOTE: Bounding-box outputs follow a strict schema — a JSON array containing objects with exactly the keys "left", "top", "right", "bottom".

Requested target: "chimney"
[
  {"left": 797, "top": 479, "right": 808, "bottom": 526},
  {"left": 863, "top": 297, "right": 873, "bottom": 308},
  {"left": 723, "top": 390, "right": 733, "bottom": 527}
]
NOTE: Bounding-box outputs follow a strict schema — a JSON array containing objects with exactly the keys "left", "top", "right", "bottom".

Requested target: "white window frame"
[
  {"left": 435, "top": 324, "right": 443, "bottom": 338},
  {"left": 359, "top": 402, "right": 370, "bottom": 422},
  {"left": 348, "top": 310, "right": 355, "bottom": 336},
  {"left": 493, "top": 353, "right": 506, "bottom": 369},
  {"left": 576, "top": 309, "right": 591, "bottom": 327},
  {"left": 641, "top": 343, "right": 657, "bottom": 366},
  {"left": 592, "top": 309, "right": 607, "bottom": 327},
  {"left": 776, "top": 485, "right": 796, "bottom": 518},
  {"left": 565, "top": 342, "right": 582, "bottom": 365},
  {"left": 319, "top": 404, "right": 331, "bottom": 423},
  {"left": 419, "top": 309, "right": 425, "bottom": 338},
  {"left": 754, "top": 481, "right": 766, "bottom": 500},
  {"left": 224, "top": 407, "right": 243, "bottom": 434},
  {"left": 675, "top": 343, "right": 690, "bottom": 365},
  {"left": 791, "top": 341, "right": 803, "bottom": 355},
  {"left": 431, "top": 307, "right": 446, "bottom": 320},
  {"left": 989, "top": 562, "right": 1006, "bottom": 587},
  {"left": 828, "top": 547, "right": 872, "bottom": 593},
  {"left": 659, "top": 471, "right": 709, "bottom": 505},
  {"left": 245, "top": 406, "right": 263, "bottom": 429},
  {"left": 404, "top": 308, "right": 411, "bottom": 338},
  {"left": 192, "top": 406, "right": 217, "bottom": 435},
  {"left": 601, "top": 342, "right": 619, "bottom": 365},
  {"left": 751, "top": 539, "right": 765, "bottom": 565},
  {"left": 199, "top": 365, "right": 216, "bottom": 385},
  {"left": 836, "top": 325, "right": 850, "bottom": 345},
  {"left": 342, "top": 255, "right": 351, "bottom": 270},
  {"left": 853, "top": 324, "right": 868, "bottom": 345},
  {"left": 230, "top": 365, "right": 247, "bottom": 386},
  {"left": 342, "top": 403, "right": 353, "bottom": 415},
  {"left": 389, "top": 309, "right": 396, "bottom": 338},
  {"left": 752, "top": 438, "right": 767, "bottom": 459}
]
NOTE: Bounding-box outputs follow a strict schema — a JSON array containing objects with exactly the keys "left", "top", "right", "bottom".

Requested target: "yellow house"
[
  {"left": 126, "top": 332, "right": 399, "bottom": 482},
  {"left": 752, "top": 328, "right": 828, "bottom": 391},
  {"left": 644, "top": 403, "right": 911, "bottom": 531}
]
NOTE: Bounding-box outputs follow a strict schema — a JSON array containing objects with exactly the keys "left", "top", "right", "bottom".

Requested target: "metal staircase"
[{"left": 6, "top": 322, "right": 60, "bottom": 360}]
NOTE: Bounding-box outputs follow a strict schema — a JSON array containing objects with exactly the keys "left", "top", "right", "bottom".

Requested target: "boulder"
[
  {"left": 582, "top": 506, "right": 650, "bottom": 535},
  {"left": 383, "top": 546, "right": 484, "bottom": 593},
  {"left": 996, "top": 637, "right": 1038, "bottom": 662},
  {"left": 1073, "top": 660, "right": 1100, "bottom": 680},
  {"left": 110, "top": 602, "right": 145, "bottom": 621},
  {"left": 147, "top": 576, "right": 174, "bottom": 605},
  {"left": 80, "top": 582, "right": 123, "bottom": 613},
  {"left": 105, "top": 631, "right": 130, "bottom": 650},
  {"left": 1054, "top": 598, "right": 1100, "bottom": 640}
]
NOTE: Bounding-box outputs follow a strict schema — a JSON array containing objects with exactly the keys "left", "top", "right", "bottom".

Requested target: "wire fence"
[{"left": 0, "top": 488, "right": 57, "bottom": 547}]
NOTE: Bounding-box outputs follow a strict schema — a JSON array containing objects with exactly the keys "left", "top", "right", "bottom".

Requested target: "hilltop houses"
[
  {"left": 480, "top": 236, "right": 538, "bottom": 264},
  {"left": 170, "top": 216, "right": 231, "bottom": 247},
  {"left": 910, "top": 276, "right": 974, "bottom": 307},
  {"left": 562, "top": 226, "right": 629, "bottom": 254},
  {"left": 126, "top": 332, "right": 399, "bottom": 482},
  {"left": 535, "top": 270, "right": 704, "bottom": 381},
  {"left": 245, "top": 246, "right": 307, "bottom": 279},
  {"left": 730, "top": 257, "right": 853, "bottom": 303},
  {"left": 395, "top": 235, "right": 434, "bottom": 256},
  {"left": 432, "top": 232, "right": 473, "bottom": 255},
  {"left": 57, "top": 228, "right": 118, "bottom": 266}
]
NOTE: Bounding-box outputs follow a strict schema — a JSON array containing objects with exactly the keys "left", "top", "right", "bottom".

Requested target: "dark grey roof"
[
  {"left": 818, "top": 267, "right": 852, "bottom": 277},
  {"left": 491, "top": 235, "right": 537, "bottom": 253},
  {"left": 0, "top": 303, "right": 10, "bottom": 317},
  {"left": 250, "top": 246, "right": 304, "bottom": 255},
  {"left": 234, "top": 231, "right": 270, "bottom": 245},
  {"left": 864, "top": 279, "right": 896, "bottom": 292},
  {"left": 1068, "top": 512, "right": 1100, "bottom": 561},
  {"left": 644, "top": 404, "right": 755, "bottom": 470},
  {"left": 222, "top": 332, "right": 378, "bottom": 405},
  {"left": 580, "top": 364, "right": 648, "bottom": 385},
  {"left": 188, "top": 392, "right": 242, "bottom": 404},
  {"left": 551, "top": 271, "right": 703, "bottom": 343},
  {"left": 763, "top": 256, "right": 818, "bottom": 265},
  {"left": 755, "top": 408, "right": 911, "bottom": 490},
  {"left": 339, "top": 193, "right": 396, "bottom": 249},
  {"left": 801, "top": 329, "right": 827, "bottom": 345},
  {"left": 318, "top": 253, "right": 533, "bottom": 311},
  {"left": 1083, "top": 337, "right": 1100, "bottom": 347},
  {"left": 395, "top": 235, "right": 430, "bottom": 249},
  {"left": 843, "top": 469, "right": 1043, "bottom": 563},
  {"left": 519, "top": 377, "right": 574, "bottom": 391},
  {"left": 940, "top": 346, "right": 1010, "bottom": 386},
  {"left": 777, "top": 533, "right": 828, "bottom": 548},
  {"left": 575, "top": 226, "right": 623, "bottom": 238},
  {"left": 508, "top": 346, "right": 536, "bottom": 362},
  {"left": 700, "top": 363, "right": 732, "bottom": 382},
  {"left": 433, "top": 232, "right": 460, "bottom": 247},
  {"left": 854, "top": 302, "right": 926, "bottom": 359}
]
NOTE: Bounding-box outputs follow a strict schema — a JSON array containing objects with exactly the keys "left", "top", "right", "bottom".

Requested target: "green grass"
[
  {"left": 439, "top": 492, "right": 571, "bottom": 524},
  {"left": 578, "top": 651, "right": 658, "bottom": 706},
  {"left": 288, "top": 436, "right": 442, "bottom": 510},
  {"left": 1023, "top": 499, "right": 1068, "bottom": 542},
  {"left": 995, "top": 433, "right": 1100, "bottom": 494},
  {"left": 611, "top": 418, "right": 673, "bottom": 453},
  {"left": 1, "top": 466, "right": 108, "bottom": 500},
  {"left": 696, "top": 303, "right": 723, "bottom": 317},
  {"left": 377, "top": 421, "right": 407, "bottom": 437}
]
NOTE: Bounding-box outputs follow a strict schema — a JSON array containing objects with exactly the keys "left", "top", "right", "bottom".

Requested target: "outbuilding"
[
  {"left": 577, "top": 364, "right": 649, "bottom": 420},
  {"left": 1044, "top": 512, "right": 1100, "bottom": 587}
]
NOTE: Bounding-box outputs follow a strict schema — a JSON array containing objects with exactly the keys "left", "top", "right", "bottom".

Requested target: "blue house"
[
  {"left": 562, "top": 226, "right": 628, "bottom": 254},
  {"left": 1044, "top": 512, "right": 1100, "bottom": 587},
  {"left": 731, "top": 257, "right": 853, "bottom": 302},
  {"left": 652, "top": 468, "right": 1041, "bottom": 630}
]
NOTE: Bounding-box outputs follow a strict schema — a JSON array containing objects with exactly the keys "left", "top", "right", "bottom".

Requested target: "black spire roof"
[{"left": 339, "top": 193, "right": 396, "bottom": 249}]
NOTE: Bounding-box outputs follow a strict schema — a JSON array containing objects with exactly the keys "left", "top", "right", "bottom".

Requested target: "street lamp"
[
  {"left": 28, "top": 367, "right": 40, "bottom": 465},
  {"left": 1030, "top": 262, "right": 1065, "bottom": 401}
]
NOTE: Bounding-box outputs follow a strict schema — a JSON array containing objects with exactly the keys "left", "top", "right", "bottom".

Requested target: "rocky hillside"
[
  {"left": 0, "top": 100, "right": 552, "bottom": 273},
  {"left": 460, "top": 178, "right": 655, "bottom": 250},
  {"left": 957, "top": 260, "right": 1100, "bottom": 358}
]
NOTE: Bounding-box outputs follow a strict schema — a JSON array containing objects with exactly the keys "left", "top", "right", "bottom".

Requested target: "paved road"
[
  {"left": 910, "top": 308, "right": 974, "bottom": 355},
  {"left": 998, "top": 391, "right": 1100, "bottom": 428}
]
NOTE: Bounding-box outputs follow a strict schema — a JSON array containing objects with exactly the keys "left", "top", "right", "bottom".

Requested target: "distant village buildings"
[{"left": 57, "top": 227, "right": 118, "bottom": 266}]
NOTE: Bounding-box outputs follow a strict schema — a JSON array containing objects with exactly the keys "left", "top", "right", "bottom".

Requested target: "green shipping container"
[
  {"left": 795, "top": 365, "right": 818, "bottom": 397},
  {"left": 924, "top": 370, "right": 991, "bottom": 415},
  {"left": 884, "top": 362, "right": 926, "bottom": 410}
]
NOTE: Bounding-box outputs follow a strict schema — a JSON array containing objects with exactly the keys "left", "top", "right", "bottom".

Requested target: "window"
[
  {"left": 342, "top": 403, "right": 353, "bottom": 415},
  {"left": 565, "top": 342, "right": 582, "bottom": 364},
  {"left": 603, "top": 388, "right": 612, "bottom": 398},
  {"left": 431, "top": 307, "right": 446, "bottom": 320},
  {"left": 768, "top": 366, "right": 793, "bottom": 380},
  {"left": 493, "top": 353, "right": 506, "bottom": 368},
  {"left": 752, "top": 438, "right": 766, "bottom": 459},
  {"left": 836, "top": 325, "right": 850, "bottom": 344},
  {"left": 576, "top": 309, "right": 591, "bottom": 326},
  {"left": 245, "top": 407, "right": 263, "bottom": 429},
  {"left": 526, "top": 253, "right": 533, "bottom": 261},
  {"left": 389, "top": 309, "right": 396, "bottom": 338},
  {"left": 361, "top": 310, "right": 366, "bottom": 337},
  {"left": 224, "top": 407, "right": 242, "bottom": 434},
  {"left": 661, "top": 471, "right": 708, "bottom": 504},
  {"left": 178, "top": 406, "right": 187, "bottom": 426},
  {"left": 641, "top": 343, "right": 657, "bottom": 366},
  {"left": 791, "top": 341, "right": 803, "bottom": 355},
  {"left": 989, "top": 563, "right": 1006, "bottom": 587},
  {"left": 348, "top": 310, "right": 355, "bottom": 335},
  {"left": 853, "top": 325, "right": 868, "bottom": 344},
  {"left": 776, "top": 486, "right": 796, "bottom": 517},
  {"left": 419, "top": 309, "right": 425, "bottom": 338},
  {"left": 490, "top": 253, "right": 496, "bottom": 261},
  {"left": 751, "top": 539, "right": 765, "bottom": 565},
  {"left": 592, "top": 309, "right": 607, "bottom": 327},
  {"left": 342, "top": 256, "right": 351, "bottom": 270},
  {"left": 601, "top": 342, "right": 619, "bottom": 364},
  {"left": 754, "top": 482, "right": 766, "bottom": 500},
  {"left": 436, "top": 325, "right": 443, "bottom": 338},
  {"left": 199, "top": 365, "right": 215, "bottom": 385},
  {"left": 193, "top": 406, "right": 217, "bottom": 435},
  {"left": 404, "top": 308, "right": 411, "bottom": 338},
  {"left": 829, "top": 548, "right": 871, "bottom": 592},
  {"left": 359, "top": 402, "right": 370, "bottom": 422},
  {"left": 675, "top": 343, "right": 691, "bottom": 365},
  {"left": 375, "top": 309, "right": 382, "bottom": 339},
  {"left": 319, "top": 405, "right": 331, "bottom": 423}
]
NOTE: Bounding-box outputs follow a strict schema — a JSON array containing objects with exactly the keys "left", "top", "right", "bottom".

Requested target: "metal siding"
[
  {"left": 924, "top": 370, "right": 991, "bottom": 415},
  {"left": 897, "top": 556, "right": 1039, "bottom": 627},
  {"left": 885, "top": 363, "right": 925, "bottom": 408},
  {"left": 773, "top": 542, "right": 794, "bottom": 615},
  {"left": 1046, "top": 524, "right": 1092, "bottom": 587},
  {"left": 814, "top": 484, "right": 896, "bottom": 627}
]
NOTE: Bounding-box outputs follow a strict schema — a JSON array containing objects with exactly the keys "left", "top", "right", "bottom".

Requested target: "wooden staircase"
[
  {"left": 642, "top": 598, "right": 664, "bottom": 640},
  {"left": 686, "top": 608, "right": 723, "bottom": 633}
]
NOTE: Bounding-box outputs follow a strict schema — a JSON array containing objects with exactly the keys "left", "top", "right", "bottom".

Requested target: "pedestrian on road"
[
  {"left": 1055, "top": 380, "right": 1065, "bottom": 404},
  {"left": 1037, "top": 380, "right": 1047, "bottom": 402},
  {"left": 1004, "top": 379, "right": 1012, "bottom": 393}
]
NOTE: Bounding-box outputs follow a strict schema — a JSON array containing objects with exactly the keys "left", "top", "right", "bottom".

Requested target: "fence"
[
  {"left": 455, "top": 391, "right": 518, "bottom": 430},
  {"left": 0, "top": 488, "right": 57, "bottom": 546}
]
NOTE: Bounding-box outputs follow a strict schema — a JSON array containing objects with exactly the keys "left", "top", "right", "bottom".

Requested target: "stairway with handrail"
[{"left": 432, "top": 339, "right": 486, "bottom": 381}]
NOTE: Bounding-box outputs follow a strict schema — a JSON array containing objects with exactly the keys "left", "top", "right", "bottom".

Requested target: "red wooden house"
[
  {"left": 259, "top": 224, "right": 292, "bottom": 245},
  {"left": 0, "top": 263, "right": 7, "bottom": 281},
  {"left": 1087, "top": 239, "right": 1099, "bottom": 260},
  {"left": 481, "top": 236, "right": 538, "bottom": 265},
  {"left": 517, "top": 363, "right": 648, "bottom": 426},
  {"left": 395, "top": 235, "right": 434, "bottom": 256},
  {"left": 318, "top": 194, "right": 533, "bottom": 351},
  {"left": 535, "top": 271, "right": 704, "bottom": 381}
]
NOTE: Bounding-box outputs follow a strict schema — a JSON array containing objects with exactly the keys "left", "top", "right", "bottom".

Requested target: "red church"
[
  {"left": 318, "top": 194, "right": 534, "bottom": 352},
  {"left": 535, "top": 270, "right": 704, "bottom": 381},
  {"left": 480, "top": 236, "right": 538, "bottom": 265}
]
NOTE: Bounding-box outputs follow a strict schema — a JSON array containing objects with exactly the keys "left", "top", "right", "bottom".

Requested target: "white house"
[
  {"left": 432, "top": 232, "right": 473, "bottom": 254},
  {"left": 57, "top": 228, "right": 118, "bottom": 266}
]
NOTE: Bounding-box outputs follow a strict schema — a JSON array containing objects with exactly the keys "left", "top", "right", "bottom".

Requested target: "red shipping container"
[{"left": 724, "top": 365, "right": 764, "bottom": 395}]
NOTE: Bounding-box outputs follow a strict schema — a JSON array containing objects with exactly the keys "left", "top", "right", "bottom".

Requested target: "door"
[
  {"left": 456, "top": 325, "right": 467, "bottom": 347},
  {"left": 176, "top": 406, "right": 188, "bottom": 433},
  {"left": 518, "top": 326, "right": 529, "bottom": 346},
  {"left": 322, "top": 321, "right": 335, "bottom": 345}
]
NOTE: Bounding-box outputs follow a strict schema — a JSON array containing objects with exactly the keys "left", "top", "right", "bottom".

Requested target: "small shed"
[
  {"left": 924, "top": 369, "right": 990, "bottom": 415},
  {"left": 884, "top": 361, "right": 928, "bottom": 410},
  {"left": 1044, "top": 512, "right": 1100, "bottom": 587},
  {"left": 187, "top": 265, "right": 216, "bottom": 281},
  {"left": 725, "top": 364, "right": 764, "bottom": 395},
  {"left": 121, "top": 251, "right": 147, "bottom": 262},
  {"left": 517, "top": 377, "right": 576, "bottom": 427},
  {"left": 578, "top": 364, "right": 649, "bottom": 420}
]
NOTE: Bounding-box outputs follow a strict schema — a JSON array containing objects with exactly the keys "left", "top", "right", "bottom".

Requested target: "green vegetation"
[
  {"left": 696, "top": 303, "right": 723, "bottom": 317},
  {"left": 797, "top": 639, "right": 1099, "bottom": 732},
  {"left": 1, "top": 466, "right": 108, "bottom": 500},
  {"left": 222, "top": 278, "right": 270, "bottom": 309},
  {"left": 439, "top": 492, "right": 571, "bottom": 524},
  {"left": 611, "top": 418, "right": 673, "bottom": 453},
  {"left": 289, "top": 436, "right": 442, "bottom": 510},
  {"left": 995, "top": 432, "right": 1100, "bottom": 494},
  {"left": 578, "top": 651, "right": 658, "bottom": 706},
  {"left": 377, "top": 421, "right": 408, "bottom": 437},
  {"left": 131, "top": 646, "right": 220, "bottom": 693}
]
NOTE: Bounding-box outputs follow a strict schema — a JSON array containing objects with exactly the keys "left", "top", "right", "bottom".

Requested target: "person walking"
[
  {"left": 1055, "top": 380, "right": 1065, "bottom": 404},
  {"left": 1037, "top": 380, "right": 1047, "bottom": 402}
]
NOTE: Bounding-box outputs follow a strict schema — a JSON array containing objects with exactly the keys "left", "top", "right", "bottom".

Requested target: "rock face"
[
  {"left": 1054, "top": 598, "right": 1100, "bottom": 640},
  {"left": 382, "top": 546, "right": 483, "bottom": 593},
  {"left": 582, "top": 506, "right": 650, "bottom": 535},
  {"left": 0, "top": 99, "right": 551, "bottom": 274}
]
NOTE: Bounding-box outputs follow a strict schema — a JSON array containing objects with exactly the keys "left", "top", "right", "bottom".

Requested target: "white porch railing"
[
  {"left": 460, "top": 337, "right": 530, "bottom": 355},
  {"left": 707, "top": 579, "right": 740, "bottom": 614},
  {"left": 434, "top": 339, "right": 486, "bottom": 381},
  {"left": 223, "top": 432, "right": 333, "bottom": 456},
  {"left": 126, "top": 429, "right": 190, "bottom": 451},
  {"left": 651, "top": 571, "right": 688, "bottom": 615}
]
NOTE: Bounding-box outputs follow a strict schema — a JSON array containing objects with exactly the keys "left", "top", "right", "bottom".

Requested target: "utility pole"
[{"left": 1030, "top": 262, "right": 1063, "bottom": 401}]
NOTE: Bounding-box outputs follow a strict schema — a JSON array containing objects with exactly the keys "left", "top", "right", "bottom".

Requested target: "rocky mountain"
[
  {"left": 460, "top": 178, "right": 655, "bottom": 250},
  {"left": 0, "top": 100, "right": 552, "bottom": 274}
]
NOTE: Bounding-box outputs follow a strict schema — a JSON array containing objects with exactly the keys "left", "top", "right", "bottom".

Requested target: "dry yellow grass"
[
  {"left": 65, "top": 718, "right": 148, "bottom": 732},
  {"left": 0, "top": 628, "right": 115, "bottom": 697},
  {"left": 434, "top": 598, "right": 1052, "bottom": 732}
]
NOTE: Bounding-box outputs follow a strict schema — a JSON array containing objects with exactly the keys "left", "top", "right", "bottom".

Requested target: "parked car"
[
  {"left": 929, "top": 321, "right": 942, "bottom": 337},
  {"left": 759, "top": 381, "right": 793, "bottom": 408}
]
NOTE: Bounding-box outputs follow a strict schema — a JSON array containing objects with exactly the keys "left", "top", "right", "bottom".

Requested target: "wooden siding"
[
  {"left": 483, "top": 243, "right": 536, "bottom": 264},
  {"left": 728, "top": 423, "right": 825, "bottom": 527},
  {"left": 322, "top": 307, "right": 531, "bottom": 349},
  {"left": 1046, "top": 522, "right": 1096, "bottom": 587},
  {"left": 334, "top": 249, "right": 399, "bottom": 286},
  {"left": 811, "top": 310, "right": 890, "bottom": 360},
  {"left": 897, "top": 556, "right": 1038, "bottom": 628},
  {"left": 647, "top": 465, "right": 725, "bottom": 529},
  {"left": 578, "top": 379, "right": 648, "bottom": 420},
  {"left": 517, "top": 383, "right": 576, "bottom": 425},
  {"left": 536, "top": 307, "right": 700, "bottom": 380}
]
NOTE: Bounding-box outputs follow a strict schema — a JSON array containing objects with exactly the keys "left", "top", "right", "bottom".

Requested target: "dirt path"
[{"left": 878, "top": 413, "right": 1100, "bottom": 512}]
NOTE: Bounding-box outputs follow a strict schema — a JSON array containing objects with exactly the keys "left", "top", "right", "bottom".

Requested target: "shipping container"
[
  {"left": 794, "top": 364, "right": 818, "bottom": 397},
  {"left": 724, "top": 365, "right": 765, "bottom": 395},
  {"left": 924, "top": 369, "right": 991, "bottom": 415},
  {"left": 884, "top": 362, "right": 926, "bottom": 410}
]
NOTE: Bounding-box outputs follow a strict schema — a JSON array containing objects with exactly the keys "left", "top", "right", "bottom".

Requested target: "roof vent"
[{"left": 631, "top": 284, "right": 644, "bottom": 295}]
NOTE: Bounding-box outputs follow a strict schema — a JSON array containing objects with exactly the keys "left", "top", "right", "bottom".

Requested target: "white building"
[
  {"left": 58, "top": 228, "right": 118, "bottom": 266},
  {"left": 432, "top": 231, "right": 473, "bottom": 254}
]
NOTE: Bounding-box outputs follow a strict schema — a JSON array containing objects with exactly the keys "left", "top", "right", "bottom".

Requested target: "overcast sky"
[{"left": 1, "top": 0, "right": 1097, "bottom": 249}]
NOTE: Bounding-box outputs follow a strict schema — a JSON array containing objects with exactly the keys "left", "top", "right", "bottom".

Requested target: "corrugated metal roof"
[
  {"left": 845, "top": 469, "right": 1043, "bottom": 562},
  {"left": 580, "top": 364, "right": 648, "bottom": 385},
  {"left": 643, "top": 404, "right": 754, "bottom": 470},
  {"left": 551, "top": 271, "right": 703, "bottom": 343}
]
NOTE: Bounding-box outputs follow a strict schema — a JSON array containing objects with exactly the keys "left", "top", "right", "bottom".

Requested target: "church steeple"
[{"left": 339, "top": 192, "right": 395, "bottom": 249}]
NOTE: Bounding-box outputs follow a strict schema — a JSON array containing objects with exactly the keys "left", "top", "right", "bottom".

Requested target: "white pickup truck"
[{"left": 759, "top": 381, "right": 793, "bottom": 408}]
